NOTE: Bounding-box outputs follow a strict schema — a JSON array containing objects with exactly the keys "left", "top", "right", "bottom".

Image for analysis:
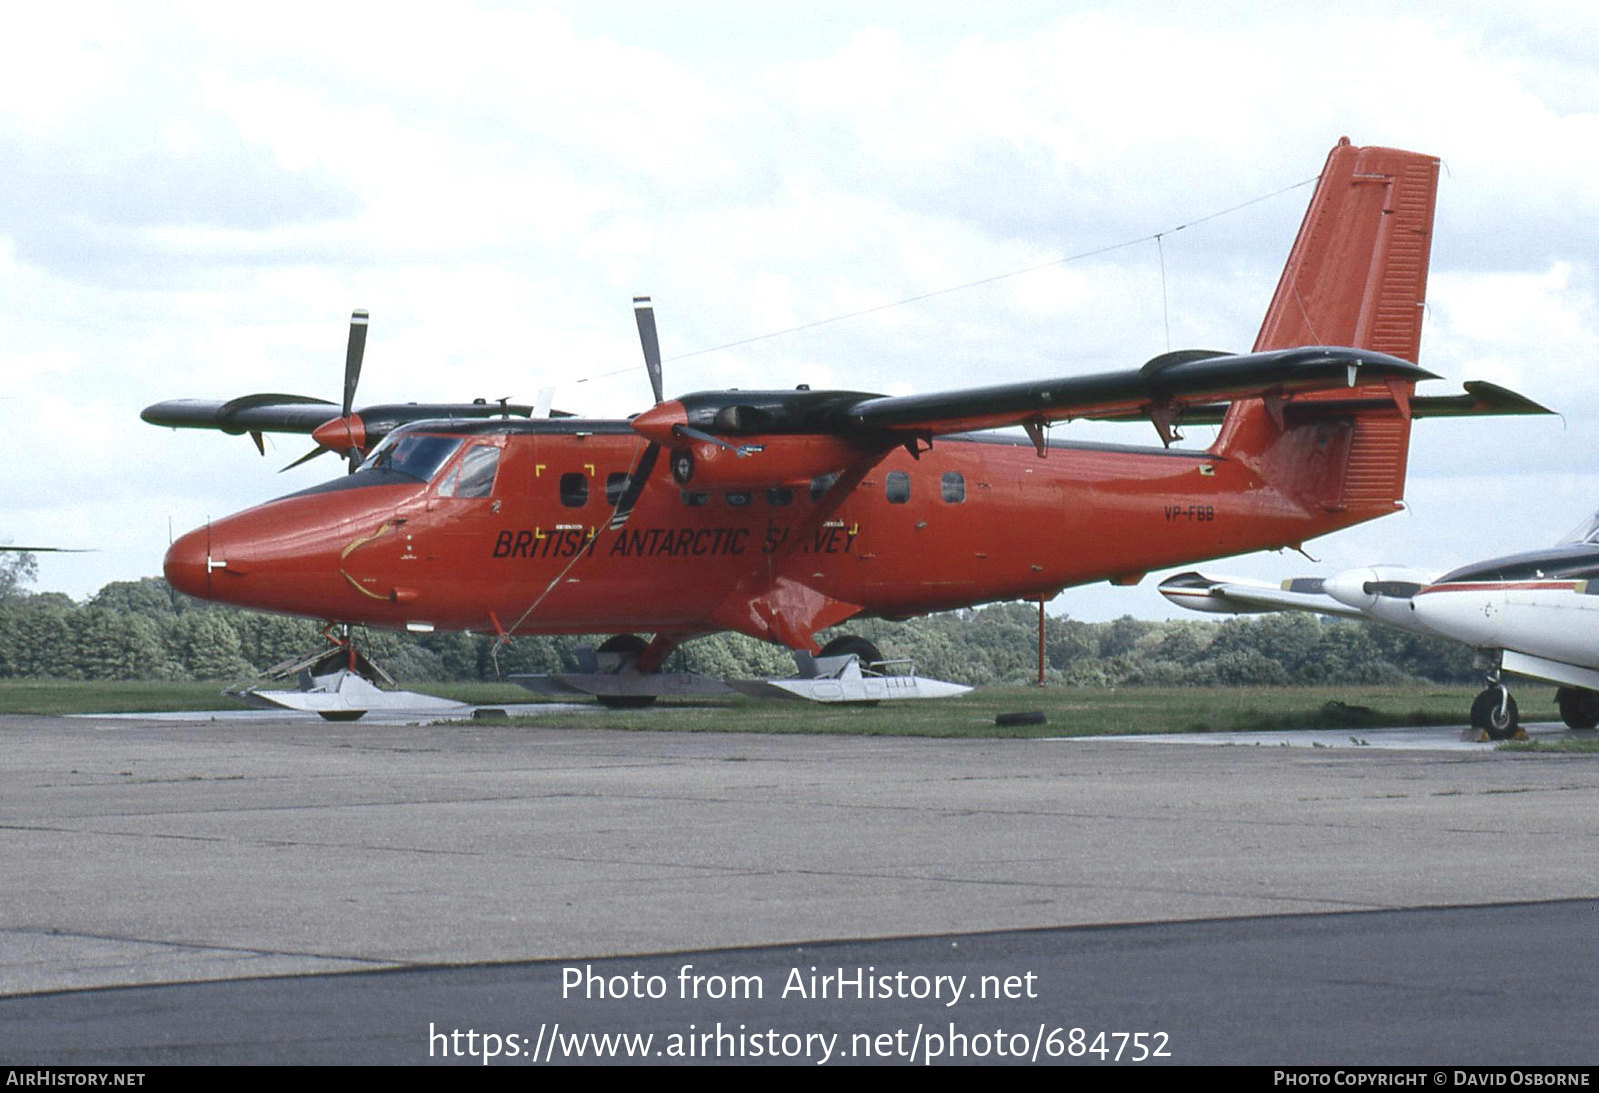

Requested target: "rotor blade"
[
  {"left": 633, "top": 296, "right": 663, "bottom": 405},
  {"left": 533, "top": 387, "right": 555, "bottom": 418},
  {"left": 343, "top": 309, "right": 369, "bottom": 419}
]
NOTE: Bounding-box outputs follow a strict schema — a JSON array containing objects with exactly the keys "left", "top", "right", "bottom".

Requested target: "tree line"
[{"left": 0, "top": 553, "right": 1475, "bottom": 688}]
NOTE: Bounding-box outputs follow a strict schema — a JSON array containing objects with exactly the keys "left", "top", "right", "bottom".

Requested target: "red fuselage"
[{"left": 164, "top": 417, "right": 1383, "bottom": 651}]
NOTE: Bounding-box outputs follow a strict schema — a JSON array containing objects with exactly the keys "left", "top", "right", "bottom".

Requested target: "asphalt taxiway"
[{"left": 1, "top": 710, "right": 1594, "bottom": 1062}]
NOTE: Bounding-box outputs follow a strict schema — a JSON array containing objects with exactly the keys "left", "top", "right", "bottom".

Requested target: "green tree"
[
  {"left": 167, "top": 611, "right": 254, "bottom": 680},
  {"left": 231, "top": 613, "right": 324, "bottom": 671},
  {"left": 0, "top": 600, "right": 76, "bottom": 677},
  {"left": 90, "top": 578, "right": 188, "bottom": 617},
  {"left": 70, "top": 609, "right": 169, "bottom": 680},
  {"left": 0, "top": 549, "right": 38, "bottom": 604}
]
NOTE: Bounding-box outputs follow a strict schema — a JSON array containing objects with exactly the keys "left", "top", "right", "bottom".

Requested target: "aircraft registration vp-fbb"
[
  {"left": 148, "top": 140, "right": 1547, "bottom": 707},
  {"left": 1160, "top": 511, "right": 1599, "bottom": 740}
]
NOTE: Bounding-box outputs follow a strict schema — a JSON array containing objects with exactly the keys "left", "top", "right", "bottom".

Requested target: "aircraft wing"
[
  {"left": 840, "top": 347, "right": 1435, "bottom": 436},
  {"left": 143, "top": 396, "right": 541, "bottom": 454},
  {"left": 1161, "top": 567, "right": 1444, "bottom": 640},
  {"left": 629, "top": 344, "right": 1445, "bottom": 494},
  {"left": 1158, "top": 572, "right": 1369, "bottom": 619},
  {"left": 141, "top": 394, "right": 344, "bottom": 436}
]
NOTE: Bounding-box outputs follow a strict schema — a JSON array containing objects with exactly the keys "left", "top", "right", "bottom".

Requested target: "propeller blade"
[
  {"left": 342, "top": 309, "right": 369, "bottom": 419},
  {"left": 608, "top": 442, "right": 661, "bottom": 530},
  {"left": 633, "top": 296, "right": 663, "bottom": 405},
  {"left": 281, "top": 445, "right": 329, "bottom": 472},
  {"left": 675, "top": 423, "right": 762, "bottom": 457}
]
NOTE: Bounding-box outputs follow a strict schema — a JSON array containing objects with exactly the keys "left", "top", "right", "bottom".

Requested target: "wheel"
[
  {"left": 596, "top": 634, "right": 649, "bottom": 659},
  {"left": 1470, "top": 687, "right": 1519, "bottom": 740},
  {"left": 318, "top": 710, "right": 366, "bottom": 722},
  {"left": 1555, "top": 687, "right": 1599, "bottom": 730},
  {"left": 596, "top": 694, "right": 657, "bottom": 709},
  {"left": 594, "top": 635, "right": 656, "bottom": 708},
  {"left": 818, "top": 635, "right": 883, "bottom": 668}
]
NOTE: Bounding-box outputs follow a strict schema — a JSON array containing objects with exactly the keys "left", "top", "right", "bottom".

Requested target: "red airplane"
[{"left": 150, "top": 140, "right": 1546, "bottom": 705}]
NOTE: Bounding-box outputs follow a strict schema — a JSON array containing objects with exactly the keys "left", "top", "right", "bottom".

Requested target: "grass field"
[
  {"left": 0, "top": 679, "right": 1572, "bottom": 739},
  {"left": 482, "top": 685, "right": 1562, "bottom": 738}
]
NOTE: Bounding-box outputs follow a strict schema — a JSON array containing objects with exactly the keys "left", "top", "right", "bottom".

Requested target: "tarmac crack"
[{"left": 1, "top": 925, "right": 401, "bottom": 969}]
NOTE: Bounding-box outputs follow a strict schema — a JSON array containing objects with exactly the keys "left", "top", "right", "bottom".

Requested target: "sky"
[{"left": 3, "top": 1, "right": 1597, "bottom": 622}]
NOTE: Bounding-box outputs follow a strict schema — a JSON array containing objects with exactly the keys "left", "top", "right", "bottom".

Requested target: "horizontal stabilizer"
[
  {"left": 1410, "top": 381, "right": 1552, "bottom": 418},
  {"left": 1094, "top": 379, "right": 1551, "bottom": 429}
]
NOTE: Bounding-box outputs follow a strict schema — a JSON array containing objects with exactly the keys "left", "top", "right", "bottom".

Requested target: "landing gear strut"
[{"left": 225, "top": 623, "right": 466, "bottom": 721}]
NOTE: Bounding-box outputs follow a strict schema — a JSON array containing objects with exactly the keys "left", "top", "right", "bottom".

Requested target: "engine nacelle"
[
  {"left": 670, "top": 435, "right": 866, "bottom": 490},
  {"left": 1324, "top": 564, "right": 1439, "bottom": 632}
]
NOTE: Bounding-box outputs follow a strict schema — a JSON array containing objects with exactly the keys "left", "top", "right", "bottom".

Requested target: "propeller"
[
  {"left": 342, "top": 309, "right": 367, "bottom": 419},
  {"left": 609, "top": 297, "right": 667, "bottom": 528},
  {"left": 283, "top": 310, "right": 370, "bottom": 474},
  {"left": 634, "top": 296, "right": 664, "bottom": 405}
]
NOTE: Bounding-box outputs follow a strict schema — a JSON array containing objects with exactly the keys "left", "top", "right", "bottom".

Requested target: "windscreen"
[
  {"left": 1557, "top": 508, "right": 1599, "bottom": 546},
  {"left": 358, "top": 433, "right": 464, "bottom": 483}
]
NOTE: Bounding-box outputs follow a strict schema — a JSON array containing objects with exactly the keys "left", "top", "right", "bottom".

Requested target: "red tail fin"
[
  {"left": 1253, "top": 138, "right": 1439, "bottom": 360},
  {"left": 1215, "top": 139, "right": 1440, "bottom": 524}
]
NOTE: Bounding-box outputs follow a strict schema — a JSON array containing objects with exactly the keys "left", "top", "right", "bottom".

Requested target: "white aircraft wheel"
[
  {"left": 1470, "top": 687, "right": 1519, "bottom": 741},
  {"left": 1555, "top": 687, "right": 1599, "bottom": 730}
]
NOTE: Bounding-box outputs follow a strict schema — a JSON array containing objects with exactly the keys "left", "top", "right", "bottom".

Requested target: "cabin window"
[
  {"left": 605, "top": 472, "right": 630, "bottom": 507},
  {"left": 810, "top": 473, "right": 837, "bottom": 502},
  {"left": 559, "top": 472, "right": 588, "bottom": 507},
  {"left": 725, "top": 491, "right": 751, "bottom": 507},
  {"left": 766, "top": 487, "right": 793, "bottom": 507},
  {"left": 885, "top": 471, "right": 910, "bottom": 504},
  {"left": 940, "top": 471, "right": 965, "bottom": 504},
  {"left": 680, "top": 490, "right": 709, "bottom": 507},
  {"left": 437, "top": 445, "right": 500, "bottom": 499}
]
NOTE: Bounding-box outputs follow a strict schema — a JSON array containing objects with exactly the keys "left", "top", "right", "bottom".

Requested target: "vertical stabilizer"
[
  {"left": 1253, "top": 137, "right": 1440, "bottom": 360},
  {"left": 1215, "top": 139, "right": 1440, "bottom": 525}
]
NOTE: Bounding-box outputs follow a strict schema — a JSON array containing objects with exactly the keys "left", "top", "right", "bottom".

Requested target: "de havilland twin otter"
[{"left": 144, "top": 139, "right": 1549, "bottom": 715}]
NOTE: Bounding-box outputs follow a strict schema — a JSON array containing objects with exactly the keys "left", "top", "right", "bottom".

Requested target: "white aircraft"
[{"left": 1158, "top": 510, "right": 1599, "bottom": 739}]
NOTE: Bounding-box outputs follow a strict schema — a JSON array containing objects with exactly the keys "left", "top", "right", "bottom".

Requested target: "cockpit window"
[
  {"left": 359, "top": 434, "right": 464, "bottom": 482},
  {"left": 437, "top": 444, "right": 500, "bottom": 499},
  {"left": 1558, "top": 509, "right": 1599, "bottom": 546}
]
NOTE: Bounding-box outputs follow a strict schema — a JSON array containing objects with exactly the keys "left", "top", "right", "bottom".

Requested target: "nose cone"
[
  {"left": 630, "top": 399, "right": 687, "bottom": 445},
  {"left": 164, "top": 527, "right": 211, "bottom": 600}
]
